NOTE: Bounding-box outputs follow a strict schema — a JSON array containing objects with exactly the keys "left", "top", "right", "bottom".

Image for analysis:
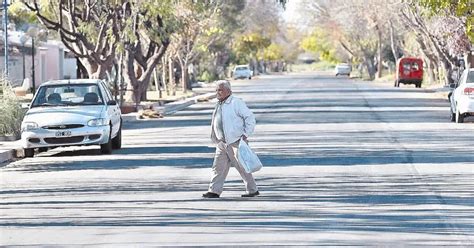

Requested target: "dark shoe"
[
  {"left": 202, "top": 192, "right": 220, "bottom": 198},
  {"left": 241, "top": 191, "right": 260, "bottom": 197}
]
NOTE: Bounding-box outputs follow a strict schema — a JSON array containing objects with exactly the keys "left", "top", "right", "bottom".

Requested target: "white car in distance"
[
  {"left": 450, "top": 68, "right": 474, "bottom": 123},
  {"left": 233, "top": 65, "right": 252, "bottom": 80},
  {"left": 20, "top": 79, "right": 122, "bottom": 157},
  {"left": 335, "top": 63, "right": 351, "bottom": 77}
]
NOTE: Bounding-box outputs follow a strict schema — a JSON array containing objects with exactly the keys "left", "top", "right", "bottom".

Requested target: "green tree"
[
  {"left": 263, "top": 43, "right": 284, "bottom": 61},
  {"left": 300, "top": 28, "right": 338, "bottom": 63},
  {"left": 170, "top": 1, "right": 220, "bottom": 92},
  {"left": 418, "top": 0, "right": 474, "bottom": 42},
  {"left": 8, "top": 1, "right": 37, "bottom": 29},
  {"left": 233, "top": 32, "right": 271, "bottom": 64},
  {"left": 23, "top": 0, "right": 176, "bottom": 104}
]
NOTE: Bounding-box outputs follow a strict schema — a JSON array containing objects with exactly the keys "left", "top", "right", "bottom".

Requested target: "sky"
[{"left": 282, "top": 0, "right": 312, "bottom": 32}]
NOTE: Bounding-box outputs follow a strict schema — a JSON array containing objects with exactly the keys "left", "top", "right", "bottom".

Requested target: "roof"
[{"left": 40, "top": 79, "right": 104, "bottom": 86}]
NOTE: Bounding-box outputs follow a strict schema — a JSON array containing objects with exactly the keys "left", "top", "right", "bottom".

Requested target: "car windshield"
[
  {"left": 467, "top": 71, "right": 474, "bottom": 83},
  {"left": 31, "top": 84, "right": 104, "bottom": 107},
  {"left": 236, "top": 67, "right": 248, "bottom": 71}
]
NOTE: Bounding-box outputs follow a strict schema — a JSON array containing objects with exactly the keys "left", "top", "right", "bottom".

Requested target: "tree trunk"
[
  {"left": 181, "top": 65, "right": 189, "bottom": 93},
  {"left": 168, "top": 56, "right": 176, "bottom": 96},
  {"left": 364, "top": 56, "right": 376, "bottom": 80},
  {"left": 162, "top": 58, "right": 169, "bottom": 96},
  {"left": 153, "top": 68, "right": 162, "bottom": 99},
  {"left": 178, "top": 55, "right": 190, "bottom": 93},
  {"left": 443, "top": 60, "right": 454, "bottom": 86},
  {"left": 79, "top": 58, "right": 110, "bottom": 79},
  {"left": 376, "top": 24, "right": 383, "bottom": 79},
  {"left": 389, "top": 20, "right": 399, "bottom": 64}
]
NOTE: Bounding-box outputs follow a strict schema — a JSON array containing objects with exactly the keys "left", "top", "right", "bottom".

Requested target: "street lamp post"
[
  {"left": 2, "top": 0, "right": 9, "bottom": 76},
  {"left": 31, "top": 36, "right": 35, "bottom": 93},
  {"left": 20, "top": 35, "right": 27, "bottom": 81}
]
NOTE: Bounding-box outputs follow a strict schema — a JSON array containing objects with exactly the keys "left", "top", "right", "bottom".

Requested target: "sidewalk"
[{"left": 0, "top": 89, "right": 216, "bottom": 165}]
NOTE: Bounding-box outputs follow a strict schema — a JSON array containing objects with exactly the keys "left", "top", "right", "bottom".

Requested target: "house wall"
[{"left": 0, "top": 41, "right": 77, "bottom": 88}]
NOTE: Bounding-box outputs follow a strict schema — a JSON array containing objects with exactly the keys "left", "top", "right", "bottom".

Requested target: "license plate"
[{"left": 55, "top": 130, "right": 72, "bottom": 137}]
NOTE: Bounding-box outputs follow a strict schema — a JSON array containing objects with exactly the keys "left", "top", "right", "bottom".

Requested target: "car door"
[{"left": 99, "top": 82, "right": 121, "bottom": 137}]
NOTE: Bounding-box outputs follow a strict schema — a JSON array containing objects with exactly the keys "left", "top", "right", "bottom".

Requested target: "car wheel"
[
  {"left": 100, "top": 125, "right": 113, "bottom": 154},
  {"left": 24, "top": 148, "right": 34, "bottom": 158},
  {"left": 112, "top": 124, "right": 122, "bottom": 149},
  {"left": 248, "top": 76, "right": 252, "bottom": 80},
  {"left": 455, "top": 108, "right": 464, "bottom": 123}
]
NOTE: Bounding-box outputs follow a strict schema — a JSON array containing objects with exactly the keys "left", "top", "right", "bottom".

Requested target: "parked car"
[
  {"left": 449, "top": 68, "right": 474, "bottom": 123},
  {"left": 335, "top": 63, "right": 351, "bottom": 76},
  {"left": 20, "top": 79, "right": 122, "bottom": 157},
  {"left": 394, "top": 57, "right": 423, "bottom": 88},
  {"left": 233, "top": 65, "right": 252, "bottom": 80}
]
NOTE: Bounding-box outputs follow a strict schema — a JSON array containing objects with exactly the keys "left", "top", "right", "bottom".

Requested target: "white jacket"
[{"left": 211, "top": 95, "right": 256, "bottom": 144}]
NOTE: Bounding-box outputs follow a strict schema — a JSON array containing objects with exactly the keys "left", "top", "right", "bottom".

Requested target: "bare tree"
[
  {"left": 119, "top": 2, "right": 171, "bottom": 104},
  {"left": 23, "top": 0, "right": 119, "bottom": 79}
]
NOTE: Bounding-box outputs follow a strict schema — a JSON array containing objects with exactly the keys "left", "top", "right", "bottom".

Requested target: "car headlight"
[
  {"left": 21, "top": 122, "right": 39, "bottom": 132},
  {"left": 88, "top": 118, "right": 108, "bottom": 127}
]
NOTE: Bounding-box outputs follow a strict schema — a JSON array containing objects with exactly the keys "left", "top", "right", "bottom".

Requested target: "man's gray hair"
[{"left": 215, "top": 80, "right": 231, "bottom": 91}]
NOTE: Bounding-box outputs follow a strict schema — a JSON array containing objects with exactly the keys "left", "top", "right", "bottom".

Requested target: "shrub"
[
  {"left": 0, "top": 76, "right": 25, "bottom": 137},
  {"left": 198, "top": 70, "right": 214, "bottom": 83}
]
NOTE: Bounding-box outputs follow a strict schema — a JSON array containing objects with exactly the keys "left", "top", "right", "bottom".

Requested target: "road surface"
[{"left": 1, "top": 72, "right": 473, "bottom": 246}]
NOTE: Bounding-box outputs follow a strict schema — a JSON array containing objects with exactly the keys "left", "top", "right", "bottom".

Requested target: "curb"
[
  {"left": 122, "top": 92, "right": 215, "bottom": 122},
  {"left": 0, "top": 147, "right": 22, "bottom": 165},
  {"left": 0, "top": 149, "right": 14, "bottom": 165}
]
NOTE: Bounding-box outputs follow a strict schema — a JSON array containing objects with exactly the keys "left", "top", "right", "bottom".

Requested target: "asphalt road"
[{"left": 1, "top": 72, "right": 473, "bottom": 246}]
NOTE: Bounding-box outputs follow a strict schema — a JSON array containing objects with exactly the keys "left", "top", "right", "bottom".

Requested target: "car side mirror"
[
  {"left": 21, "top": 103, "right": 31, "bottom": 109},
  {"left": 107, "top": 100, "right": 117, "bottom": 105}
]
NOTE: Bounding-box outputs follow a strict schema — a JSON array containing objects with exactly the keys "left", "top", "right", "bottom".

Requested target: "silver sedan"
[{"left": 20, "top": 79, "right": 122, "bottom": 157}]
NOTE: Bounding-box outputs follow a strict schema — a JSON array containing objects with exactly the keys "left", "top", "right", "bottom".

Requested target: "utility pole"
[
  {"left": 31, "top": 36, "right": 35, "bottom": 93},
  {"left": 3, "top": 0, "right": 9, "bottom": 76}
]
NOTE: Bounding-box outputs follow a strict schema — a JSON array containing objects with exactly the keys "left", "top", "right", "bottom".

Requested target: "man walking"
[{"left": 202, "top": 80, "right": 259, "bottom": 198}]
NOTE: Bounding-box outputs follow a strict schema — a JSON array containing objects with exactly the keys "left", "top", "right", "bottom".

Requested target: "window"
[
  {"left": 467, "top": 71, "right": 474, "bottom": 84},
  {"left": 31, "top": 84, "right": 104, "bottom": 107}
]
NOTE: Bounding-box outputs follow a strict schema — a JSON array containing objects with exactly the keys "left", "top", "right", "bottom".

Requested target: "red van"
[{"left": 394, "top": 57, "right": 423, "bottom": 88}]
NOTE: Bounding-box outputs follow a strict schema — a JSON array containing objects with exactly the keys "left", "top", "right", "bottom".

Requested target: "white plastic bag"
[{"left": 237, "top": 140, "right": 263, "bottom": 173}]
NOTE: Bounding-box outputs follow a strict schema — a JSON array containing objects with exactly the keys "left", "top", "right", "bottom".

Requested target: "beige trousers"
[{"left": 208, "top": 141, "right": 258, "bottom": 195}]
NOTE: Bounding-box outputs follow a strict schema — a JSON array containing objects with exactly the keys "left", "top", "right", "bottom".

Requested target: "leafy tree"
[
  {"left": 263, "top": 43, "right": 284, "bottom": 61},
  {"left": 23, "top": 0, "right": 119, "bottom": 79},
  {"left": 119, "top": 1, "right": 174, "bottom": 103},
  {"left": 418, "top": 0, "right": 473, "bottom": 42},
  {"left": 300, "top": 28, "right": 338, "bottom": 63},
  {"left": 8, "top": 2, "right": 38, "bottom": 30},
  {"left": 233, "top": 32, "right": 271, "bottom": 67},
  {"left": 23, "top": 0, "right": 175, "bottom": 104},
  {"left": 194, "top": 1, "right": 246, "bottom": 81},
  {"left": 170, "top": 1, "right": 220, "bottom": 92}
]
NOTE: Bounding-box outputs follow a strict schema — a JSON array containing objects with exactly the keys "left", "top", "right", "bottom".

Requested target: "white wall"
[{"left": 0, "top": 40, "right": 77, "bottom": 88}]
